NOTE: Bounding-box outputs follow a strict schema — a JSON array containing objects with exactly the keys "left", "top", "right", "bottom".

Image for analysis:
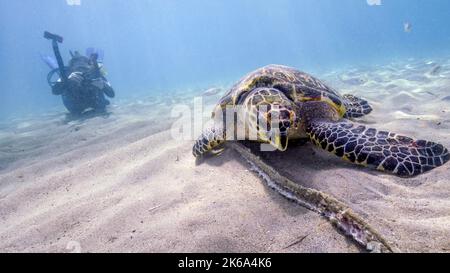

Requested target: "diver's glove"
[
  {"left": 90, "top": 78, "right": 105, "bottom": 90},
  {"left": 67, "top": 72, "right": 84, "bottom": 88},
  {"left": 91, "top": 78, "right": 115, "bottom": 98}
]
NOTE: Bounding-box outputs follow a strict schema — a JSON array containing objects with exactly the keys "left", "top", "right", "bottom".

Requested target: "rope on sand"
[{"left": 230, "top": 142, "right": 395, "bottom": 253}]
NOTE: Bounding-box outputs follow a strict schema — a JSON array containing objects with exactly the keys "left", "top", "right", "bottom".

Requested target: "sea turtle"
[{"left": 193, "top": 65, "right": 449, "bottom": 177}]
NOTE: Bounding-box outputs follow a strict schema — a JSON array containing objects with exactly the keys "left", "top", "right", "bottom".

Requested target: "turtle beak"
[
  {"left": 271, "top": 131, "right": 289, "bottom": 151},
  {"left": 259, "top": 106, "right": 295, "bottom": 152}
]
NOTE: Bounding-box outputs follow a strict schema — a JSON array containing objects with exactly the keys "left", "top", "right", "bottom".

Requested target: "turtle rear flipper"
[
  {"left": 307, "top": 120, "right": 450, "bottom": 177},
  {"left": 193, "top": 127, "right": 225, "bottom": 157},
  {"left": 343, "top": 94, "right": 373, "bottom": 118}
]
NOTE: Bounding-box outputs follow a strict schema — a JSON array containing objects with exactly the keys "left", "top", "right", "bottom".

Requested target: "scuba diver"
[{"left": 42, "top": 31, "right": 115, "bottom": 116}]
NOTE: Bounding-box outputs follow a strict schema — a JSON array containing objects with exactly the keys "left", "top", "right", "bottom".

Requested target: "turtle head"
[{"left": 258, "top": 104, "right": 298, "bottom": 151}]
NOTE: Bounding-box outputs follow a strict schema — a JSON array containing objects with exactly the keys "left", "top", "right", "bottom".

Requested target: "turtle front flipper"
[
  {"left": 307, "top": 120, "right": 450, "bottom": 176},
  {"left": 193, "top": 127, "right": 226, "bottom": 157},
  {"left": 343, "top": 94, "right": 373, "bottom": 118}
]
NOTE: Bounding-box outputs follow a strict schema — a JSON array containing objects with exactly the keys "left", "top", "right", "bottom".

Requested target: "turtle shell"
[{"left": 215, "top": 64, "right": 347, "bottom": 117}]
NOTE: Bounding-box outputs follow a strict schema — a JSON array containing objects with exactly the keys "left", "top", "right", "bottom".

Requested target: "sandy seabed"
[{"left": 0, "top": 58, "right": 449, "bottom": 253}]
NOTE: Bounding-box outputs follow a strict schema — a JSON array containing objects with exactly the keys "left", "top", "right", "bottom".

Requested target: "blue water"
[{"left": 1, "top": 0, "right": 450, "bottom": 120}]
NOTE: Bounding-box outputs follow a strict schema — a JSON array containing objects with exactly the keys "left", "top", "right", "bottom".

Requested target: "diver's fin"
[
  {"left": 40, "top": 53, "right": 58, "bottom": 70},
  {"left": 96, "top": 48, "right": 104, "bottom": 63},
  {"left": 86, "top": 47, "right": 104, "bottom": 63},
  {"left": 307, "top": 120, "right": 449, "bottom": 177},
  {"left": 343, "top": 94, "right": 373, "bottom": 118},
  {"left": 85, "top": 47, "right": 94, "bottom": 57},
  {"left": 193, "top": 127, "right": 225, "bottom": 157}
]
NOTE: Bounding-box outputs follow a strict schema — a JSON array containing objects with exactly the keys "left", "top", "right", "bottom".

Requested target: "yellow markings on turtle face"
[
  {"left": 273, "top": 135, "right": 289, "bottom": 151},
  {"left": 257, "top": 130, "right": 269, "bottom": 142}
]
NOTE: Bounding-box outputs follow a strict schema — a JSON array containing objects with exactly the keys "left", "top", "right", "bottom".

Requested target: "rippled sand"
[{"left": 0, "top": 58, "right": 449, "bottom": 252}]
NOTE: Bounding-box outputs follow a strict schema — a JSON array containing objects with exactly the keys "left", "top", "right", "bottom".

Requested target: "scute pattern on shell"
[{"left": 219, "top": 65, "right": 345, "bottom": 115}]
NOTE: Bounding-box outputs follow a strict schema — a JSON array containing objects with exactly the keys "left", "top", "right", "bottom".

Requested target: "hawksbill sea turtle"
[{"left": 193, "top": 65, "right": 449, "bottom": 177}]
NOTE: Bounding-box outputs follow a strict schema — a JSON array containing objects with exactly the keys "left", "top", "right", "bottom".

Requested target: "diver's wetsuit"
[{"left": 51, "top": 54, "right": 115, "bottom": 115}]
